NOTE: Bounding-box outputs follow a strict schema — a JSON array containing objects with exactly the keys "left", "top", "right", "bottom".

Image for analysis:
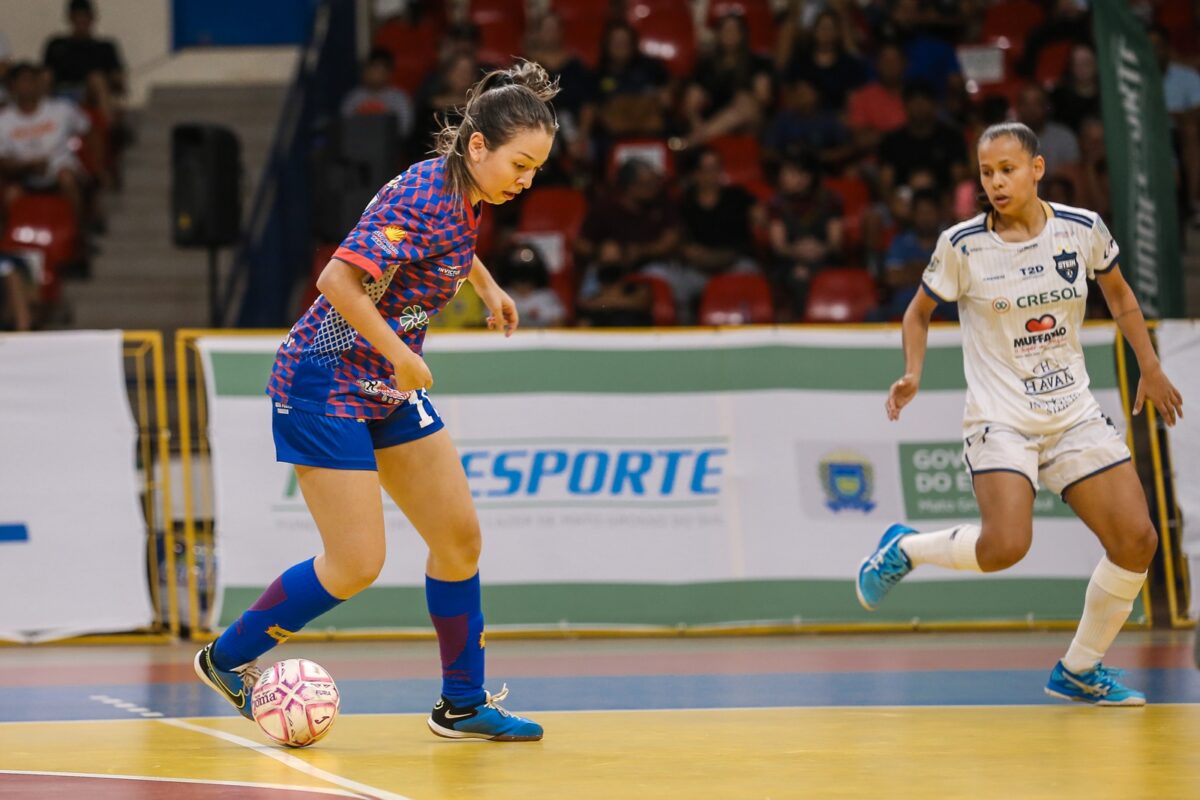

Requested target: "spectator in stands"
[
  {"left": 767, "top": 152, "right": 843, "bottom": 318},
  {"left": 1148, "top": 26, "right": 1200, "bottom": 226},
  {"left": 524, "top": 12, "right": 597, "bottom": 170},
  {"left": 594, "top": 23, "right": 671, "bottom": 138},
  {"left": 0, "top": 253, "right": 34, "bottom": 331},
  {"left": 1016, "top": 0, "right": 1088, "bottom": 81},
  {"left": 42, "top": 0, "right": 123, "bottom": 98},
  {"left": 785, "top": 10, "right": 869, "bottom": 112},
  {"left": 341, "top": 48, "right": 414, "bottom": 141},
  {"left": 762, "top": 78, "right": 853, "bottom": 168},
  {"left": 878, "top": 82, "right": 968, "bottom": 196},
  {"left": 576, "top": 239, "right": 654, "bottom": 327},
  {"left": 0, "top": 62, "right": 92, "bottom": 218},
  {"left": 577, "top": 157, "right": 684, "bottom": 306},
  {"left": 847, "top": 41, "right": 908, "bottom": 157},
  {"left": 0, "top": 30, "right": 11, "bottom": 106},
  {"left": 413, "top": 51, "right": 479, "bottom": 150},
  {"left": 679, "top": 147, "right": 760, "bottom": 277},
  {"left": 880, "top": 0, "right": 961, "bottom": 96},
  {"left": 1051, "top": 44, "right": 1101, "bottom": 134},
  {"left": 1055, "top": 116, "right": 1109, "bottom": 220},
  {"left": 679, "top": 14, "right": 774, "bottom": 147},
  {"left": 1015, "top": 84, "right": 1079, "bottom": 177},
  {"left": 872, "top": 188, "right": 950, "bottom": 321},
  {"left": 500, "top": 243, "right": 566, "bottom": 328}
]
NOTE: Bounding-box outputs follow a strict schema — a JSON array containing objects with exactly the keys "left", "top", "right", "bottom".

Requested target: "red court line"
[{"left": 1, "top": 642, "right": 1190, "bottom": 687}]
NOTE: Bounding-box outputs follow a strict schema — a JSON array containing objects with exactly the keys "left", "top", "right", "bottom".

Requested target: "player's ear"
[
  {"left": 467, "top": 131, "right": 489, "bottom": 163},
  {"left": 1032, "top": 154, "right": 1045, "bottom": 183}
]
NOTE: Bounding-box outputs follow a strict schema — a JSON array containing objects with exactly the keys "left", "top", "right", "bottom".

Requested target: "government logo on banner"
[{"left": 818, "top": 450, "right": 876, "bottom": 512}]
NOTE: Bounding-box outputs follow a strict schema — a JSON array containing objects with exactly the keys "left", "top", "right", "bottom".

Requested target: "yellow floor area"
[{"left": 4, "top": 706, "right": 1200, "bottom": 799}]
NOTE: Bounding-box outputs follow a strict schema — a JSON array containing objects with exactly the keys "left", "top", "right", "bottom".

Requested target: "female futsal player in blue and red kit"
[{"left": 195, "top": 62, "right": 558, "bottom": 741}]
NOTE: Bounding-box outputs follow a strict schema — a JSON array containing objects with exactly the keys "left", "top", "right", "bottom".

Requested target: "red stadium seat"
[
  {"left": 476, "top": 17, "right": 525, "bottom": 67},
  {"left": 1156, "top": 0, "right": 1197, "bottom": 56},
  {"left": 628, "top": 2, "right": 696, "bottom": 78},
  {"left": 803, "top": 268, "right": 878, "bottom": 323},
  {"left": 699, "top": 272, "right": 774, "bottom": 325},
  {"left": 706, "top": 0, "right": 776, "bottom": 55},
  {"left": 1034, "top": 41, "right": 1073, "bottom": 88},
  {"left": 558, "top": 14, "right": 608, "bottom": 67},
  {"left": 470, "top": 0, "right": 526, "bottom": 28},
  {"left": 980, "top": 0, "right": 1044, "bottom": 50},
  {"left": 373, "top": 17, "right": 441, "bottom": 93},
  {"left": 475, "top": 206, "right": 497, "bottom": 261},
  {"left": 627, "top": 273, "right": 678, "bottom": 326},
  {"left": 709, "top": 134, "right": 764, "bottom": 188},
  {"left": 515, "top": 187, "right": 588, "bottom": 311},
  {"left": 822, "top": 175, "right": 870, "bottom": 221},
  {"left": 1, "top": 193, "right": 80, "bottom": 305}
]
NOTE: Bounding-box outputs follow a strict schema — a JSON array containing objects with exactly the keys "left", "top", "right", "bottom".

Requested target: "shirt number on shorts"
[{"left": 409, "top": 389, "right": 435, "bottom": 428}]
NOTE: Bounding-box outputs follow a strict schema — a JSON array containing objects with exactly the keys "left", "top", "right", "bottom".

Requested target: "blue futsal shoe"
[
  {"left": 1044, "top": 661, "right": 1146, "bottom": 706},
  {"left": 856, "top": 523, "right": 916, "bottom": 611},
  {"left": 194, "top": 642, "right": 261, "bottom": 720},
  {"left": 428, "top": 684, "right": 544, "bottom": 741}
]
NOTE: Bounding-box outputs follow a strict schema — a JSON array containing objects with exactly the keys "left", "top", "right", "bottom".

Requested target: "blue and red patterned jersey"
[{"left": 267, "top": 156, "right": 479, "bottom": 418}]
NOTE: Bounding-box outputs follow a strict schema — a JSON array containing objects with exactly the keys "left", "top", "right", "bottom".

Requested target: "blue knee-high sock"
[
  {"left": 426, "top": 572, "right": 487, "bottom": 707},
  {"left": 211, "top": 557, "right": 342, "bottom": 670}
]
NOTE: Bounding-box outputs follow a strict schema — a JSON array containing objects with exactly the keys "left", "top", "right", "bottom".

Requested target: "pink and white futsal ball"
[{"left": 251, "top": 658, "right": 340, "bottom": 747}]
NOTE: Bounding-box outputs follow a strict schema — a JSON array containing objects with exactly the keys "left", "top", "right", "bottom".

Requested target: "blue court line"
[
  {"left": 3, "top": 668, "right": 1200, "bottom": 723},
  {"left": 0, "top": 524, "right": 29, "bottom": 543}
]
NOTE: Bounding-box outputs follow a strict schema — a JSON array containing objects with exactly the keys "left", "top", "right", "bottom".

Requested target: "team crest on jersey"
[
  {"left": 992, "top": 297, "right": 1011, "bottom": 314},
  {"left": 818, "top": 451, "right": 876, "bottom": 512},
  {"left": 1053, "top": 251, "right": 1079, "bottom": 284}
]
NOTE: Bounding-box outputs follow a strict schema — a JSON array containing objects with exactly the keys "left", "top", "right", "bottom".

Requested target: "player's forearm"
[
  {"left": 900, "top": 298, "right": 931, "bottom": 381},
  {"left": 468, "top": 256, "right": 499, "bottom": 295},
  {"left": 317, "top": 264, "right": 413, "bottom": 367},
  {"left": 1108, "top": 286, "right": 1162, "bottom": 373}
]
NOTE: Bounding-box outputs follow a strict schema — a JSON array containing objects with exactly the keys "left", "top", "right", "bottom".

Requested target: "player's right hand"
[
  {"left": 886, "top": 374, "right": 919, "bottom": 421},
  {"left": 392, "top": 352, "right": 433, "bottom": 392}
]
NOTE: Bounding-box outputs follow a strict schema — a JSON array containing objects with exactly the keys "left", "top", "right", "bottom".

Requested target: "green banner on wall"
[{"left": 1092, "top": 0, "right": 1183, "bottom": 318}]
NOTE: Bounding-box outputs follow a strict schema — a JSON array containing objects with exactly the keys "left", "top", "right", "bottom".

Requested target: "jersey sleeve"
[
  {"left": 333, "top": 186, "right": 434, "bottom": 281},
  {"left": 920, "top": 230, "right": 966, "bottom": 303},
  {"left": 1087, "top": 213, "right": 1120, "bottom": 278}
]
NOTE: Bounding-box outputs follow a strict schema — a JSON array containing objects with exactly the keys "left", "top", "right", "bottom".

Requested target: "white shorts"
[{"left": 963, "top": 414, "right": 1131, "bottom": 497}]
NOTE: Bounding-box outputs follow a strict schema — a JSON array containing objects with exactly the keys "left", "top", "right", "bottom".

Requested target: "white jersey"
[{"left": 921, "top": 201, "right": 1119, "bottom": 435}]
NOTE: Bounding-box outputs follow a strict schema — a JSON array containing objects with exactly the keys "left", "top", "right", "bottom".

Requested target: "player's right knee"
[
  {"left": 326, "top": 554, "right": 384, "bottom": 596},
  {"left": 976, "top": 529, "right": 1031, "bottom": 572}
]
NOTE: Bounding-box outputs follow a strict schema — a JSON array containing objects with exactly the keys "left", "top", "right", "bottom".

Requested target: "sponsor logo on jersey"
[
  {"left": 370, "top": 230, "right": 400, "bottom": 256},
  {"left": 384, "top": 225, "right": 407, "bottom": 243},
  {"left": 1054, "top": 250, "right": 1079, "bottom": 283},
  {"left": 1023, "top": 362, "right": 1076, "bottom": 396},
  {"left": 1013, "top": 314, "right": 1068, "bottom": 352},
  {"left": 399, "top": 304, "right": 430, "bottom": 331},
  {"left": 925, "top": 255, "right": 939, "bottom": 274},
  {"left": 438, "top": 265, "right": 463, "bottom": 277},
  {"left": 818, "top": 451, "right": 876, "bottom": 512},
  {"left": 1028, "top": 392, "right": 1081, "bottom": 415},
  {"left": 1015, "top": 286, "right": 1082, "bottom": 308},
  {"left": 992, "top": 297, "right": 1011, "bottom": 313},
  {"left": 357, "top": 378, "right": 412, "bottom": 405}
]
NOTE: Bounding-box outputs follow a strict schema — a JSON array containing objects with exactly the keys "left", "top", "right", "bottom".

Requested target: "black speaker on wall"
[{"left": 171, "top": 124, "right": 241, "bottom": 248}]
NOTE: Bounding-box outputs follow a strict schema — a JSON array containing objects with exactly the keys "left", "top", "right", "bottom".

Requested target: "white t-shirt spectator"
[
  {"left": 0, "top": 97, "right": 89, "bottom": 187},
  {"left": 1164, "top": 63, "right": 1200, "bottom": 115}
]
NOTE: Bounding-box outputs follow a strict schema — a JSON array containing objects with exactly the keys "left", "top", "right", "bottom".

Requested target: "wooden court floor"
[{"left": 2, "top": 632, "right": 1199, "bottom": 799}]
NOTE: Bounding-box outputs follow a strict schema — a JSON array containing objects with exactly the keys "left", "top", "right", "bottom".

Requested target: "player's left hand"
[
  {"left": 1134, "top": 364, "right": 1183, "bottom": 426},
  {"left": 481, "top": 286, "right": 519, "bottom": 337}
]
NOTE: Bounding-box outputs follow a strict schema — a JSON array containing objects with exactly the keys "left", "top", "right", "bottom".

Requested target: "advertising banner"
[
  {"left": 0, "top": 332, "right": 154, "bottom": 641},
  {"left": 200, "top": 328, "right": 1131, "bottom": 630}
]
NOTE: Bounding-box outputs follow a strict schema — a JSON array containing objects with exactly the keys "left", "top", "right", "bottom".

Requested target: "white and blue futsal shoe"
[
  {"left": 428, "top": 684, "right": 544, "bottom": 741},
  {"left": 1044, "top": 661, "right": 1146, "bottom": 706},
  {"left": 856, "top": 523, "right": 916, "bottom": 611}
]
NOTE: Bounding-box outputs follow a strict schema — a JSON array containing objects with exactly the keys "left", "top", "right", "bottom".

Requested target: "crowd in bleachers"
[
  {"left": 347, "top": 0, "right": 1200, "bottom": 327},
  {"left": 0, "top": 0, "right": 125, "bottom": 330}
]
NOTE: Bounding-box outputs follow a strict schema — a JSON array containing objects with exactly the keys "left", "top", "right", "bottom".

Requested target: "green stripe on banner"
[
  {"left": 219, "top": 578, "right": 1135, "bottom": 628},
  {"left": 210, "top": 344, "right": 1118, "bottom": 397}
]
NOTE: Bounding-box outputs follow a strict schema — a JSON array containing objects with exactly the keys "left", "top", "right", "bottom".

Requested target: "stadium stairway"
[{"left": 62, "top": 84, "right": 287, "bottom": 331}]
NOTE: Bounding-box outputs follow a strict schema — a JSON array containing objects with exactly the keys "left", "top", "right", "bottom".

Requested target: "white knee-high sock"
[
  {"left": 898, "top": 524, "right": 983, "bottom": 571},
  {"left": 1062, "top": 557, "right": 1147, "bottom": 674}
]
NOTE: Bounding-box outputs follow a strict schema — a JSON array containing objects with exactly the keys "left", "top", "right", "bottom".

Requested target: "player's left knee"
[
  {"left": 432, "top": 523, "right": 482, "bottom": 570},
  {"left": 1111, "top": 523, "right": 1158, "bottom": 571}
]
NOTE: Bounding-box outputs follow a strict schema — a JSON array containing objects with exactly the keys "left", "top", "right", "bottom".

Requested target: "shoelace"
[
  {"left": 868, "top": 546, "right": 908, "bottom": 587},
  {"left": 484, "top": 683, "right": 514, "bottom": 718},
  {"left": 233, "top": 662, "right": 262, "bottom": 691}
]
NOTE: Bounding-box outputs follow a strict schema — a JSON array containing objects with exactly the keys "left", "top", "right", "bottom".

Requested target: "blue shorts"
[{"left": 271, "top": 390, "right": 444, "bottom": 470}]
